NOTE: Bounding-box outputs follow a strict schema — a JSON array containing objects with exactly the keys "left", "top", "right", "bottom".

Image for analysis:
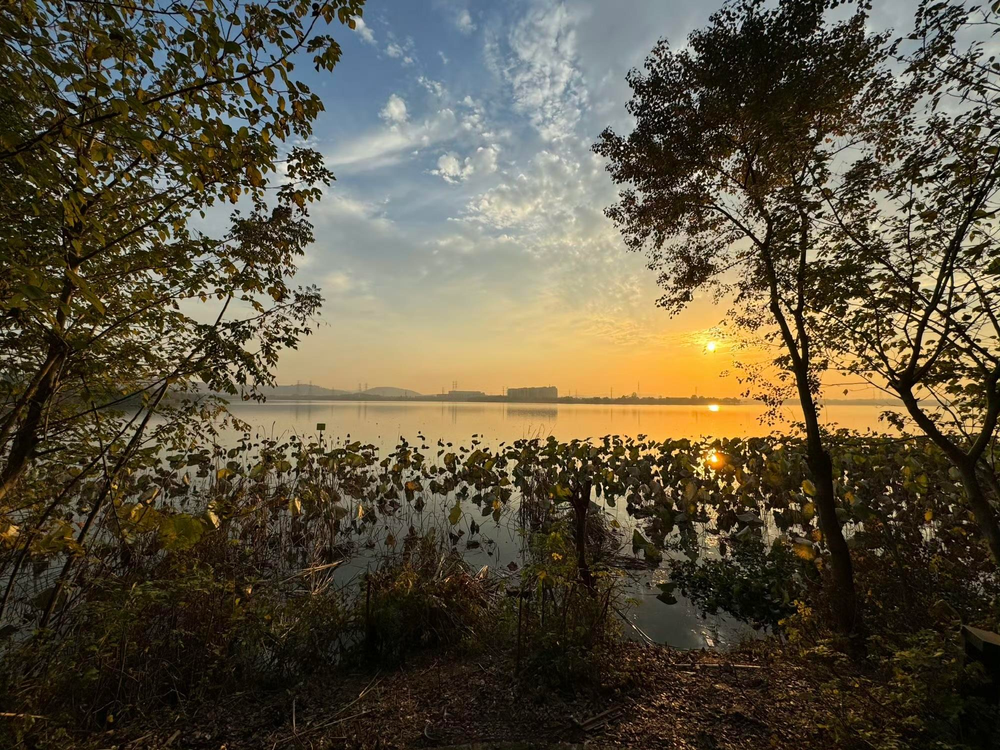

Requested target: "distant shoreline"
[{"left": 254, "top": 394, "right": 900, "bottom": 407}]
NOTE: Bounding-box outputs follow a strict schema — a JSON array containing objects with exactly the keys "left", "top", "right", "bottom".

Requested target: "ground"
[{"left": 79, "top": 642, "right": 840, "bottom": 750}]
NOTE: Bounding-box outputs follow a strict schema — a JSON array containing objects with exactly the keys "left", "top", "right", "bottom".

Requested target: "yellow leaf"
[
  {"left": 801, "top": 479, "right": 816, "bottom": 497},
  {"left": 793, "top": 542, "right": 815, "bottom": 561}
]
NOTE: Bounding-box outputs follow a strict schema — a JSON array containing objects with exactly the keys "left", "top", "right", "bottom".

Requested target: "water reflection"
[
  {"left": 169, "top": 401, "right": 896, "bottom": 652},
  {"left": 217, "top": 400, "right": 899, "bottom": 450},
  {"left": 505, "top": 405, "right": 558, "bottom": 421}
]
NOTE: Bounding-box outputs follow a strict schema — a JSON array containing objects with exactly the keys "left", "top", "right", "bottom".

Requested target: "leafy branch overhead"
[{"left": 0, "top": 0, "right": 366, "bottom": 507}]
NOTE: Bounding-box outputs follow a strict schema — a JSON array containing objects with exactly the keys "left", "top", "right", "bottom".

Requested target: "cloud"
[
  {"left": 327, "top": 105, "right": 459, "bottom": 172},
  {"left": 432, "top": 152, "right": 464, "bottom": 182},
  {"left": 353, "top": 17, "right": 376, "bottom": 45},
  {"left": 463, "top": 149, "right": 597, "bottom": 231},
  {"left": 385, "top": 35, "right": 416, "bottom": 66},
  {"left": 315, "top": 0, "right": 729, "bottom": 369},
  {"left": 438, "top": 50, "right": 450, "bottom": 65},
  {"left": 455, "top": 9, "right": 476, "bottom": 34},
  {"left": 321, "top": 270, "right": 372, "bottom": 298},
  {"left": 490, "top": 2, "right": 588, "bottom": 141},
  {"left": 446, "top": 133, "right": 669, "bottom": 348},
  {"left": 379, "top": 94, "right": 408, "bottom": 125},
  {"left": 417, "top": 76, "right": 447, "bottom": 98},
  {"left": 431, "top": 144, "right": 500, "bottom": 183}
]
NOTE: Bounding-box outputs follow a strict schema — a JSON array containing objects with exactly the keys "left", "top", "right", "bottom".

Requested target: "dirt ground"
[{"left": 76, "top": 641, "right": 849, "bottom": 750}]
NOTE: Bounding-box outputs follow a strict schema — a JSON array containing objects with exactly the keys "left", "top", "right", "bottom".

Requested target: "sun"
[
  {"left": 706, "top": 340, "right": 718, "bottom": 352},
  {"left": 707, "top": 403, "right": 720, "bottom": 412}
]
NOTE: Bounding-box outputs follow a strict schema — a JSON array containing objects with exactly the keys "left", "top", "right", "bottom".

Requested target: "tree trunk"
[
  {"left": 804, "top": 437, "right": 861, "bottom": 642},
  {"left": 573, "top": 481, "right": 594, "bottom": 594},
  {"left": 782, "top": 331, "right": 859, "bottom": 641},
  {"left": 958, "top": 463, "right": 1000, "bottom": 567},
  {"left": 0, "top": 262, "right": 79, "bottom": 503},
  {"left": 896, "top": 387, "right": 1000, "bottom": 568},
  {"left": 761, "top": 241, "right": 860, "bottom": 645},
  {"left": 0, "top": 349, "right": 65, "bottom": 503}
]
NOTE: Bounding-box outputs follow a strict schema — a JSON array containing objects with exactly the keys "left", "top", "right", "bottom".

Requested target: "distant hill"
[{"left": 363, "top": 386, "right": 422, "bottom": 398}]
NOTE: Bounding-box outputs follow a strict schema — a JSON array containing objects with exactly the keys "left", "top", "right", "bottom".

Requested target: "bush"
[
  {"left": 666, "top": 534, "right": 813, "bottom": 630},
  {"left": 492, "top": 518, "right": 624, "bottom": 690},
  {"left": 780, "top": 605, "right": 997, "bottom": 749},
  {"left": 360, "top": 530, "right": 496, "bottom": 665}
]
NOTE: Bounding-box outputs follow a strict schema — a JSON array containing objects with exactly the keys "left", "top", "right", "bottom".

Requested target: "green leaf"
[
  {"left": 158, "top": 514, "right": 205, "bottom": 551},
  {"left": 632, "top": 529, "right": 648, "bottom": 555},
  {"left": 684, "top": 481, "right": 698, "bottom": 502},
  {"left": 19, "top": 284, "right": 47, "bottom": 301}
]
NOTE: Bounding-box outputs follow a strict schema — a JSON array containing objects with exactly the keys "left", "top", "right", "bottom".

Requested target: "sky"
[{"left": 271, "top": 0, "right": 917, "bottom": 398}]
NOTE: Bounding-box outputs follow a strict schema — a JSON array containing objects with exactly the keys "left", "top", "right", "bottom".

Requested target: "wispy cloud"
[
  {"left": 327, "top": 99, "right": 459, "bottom": 172},
  {"left": 353, "top": 16, "right": 376, "bottom": 45},
  {"left": 489, "top": 2, "right": 588, "bottom": 141},
  {"left": 455, "top": 8, "right": 476, "bottom": 35}
]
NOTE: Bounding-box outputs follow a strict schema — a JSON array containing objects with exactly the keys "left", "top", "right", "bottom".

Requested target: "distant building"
[
  {"left": 507, "top": 386, "right": 558, "bottom": 401},
  {"left": 448, "top": 390, "right": 486, "bottom": 398}
]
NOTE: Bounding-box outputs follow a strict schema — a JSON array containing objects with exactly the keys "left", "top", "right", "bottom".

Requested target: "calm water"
[
  {"left": 211, "top": 400, "right": 897, "bottom": 651},
  {"left": 224, "top": 400, "right": 898, "bottom": 449}
]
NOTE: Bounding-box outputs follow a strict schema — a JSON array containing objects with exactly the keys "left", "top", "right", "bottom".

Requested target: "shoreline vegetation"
[
  {"left": 2, "top": 431, "right": 998, "bottom": 748},
  {"left": 3, "top": 0, "right": 1000, "bottom": 748}
]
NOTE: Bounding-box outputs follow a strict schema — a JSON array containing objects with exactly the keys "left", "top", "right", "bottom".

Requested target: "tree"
[
  {"left": 819, "top": 0, "right": 1000, "bottom": 564},
  {"left": 0, "top": 0, "right": 363, "bottom": 624},
  {"left": 594, "top": 0, "right": 896, "bottom": 640}
]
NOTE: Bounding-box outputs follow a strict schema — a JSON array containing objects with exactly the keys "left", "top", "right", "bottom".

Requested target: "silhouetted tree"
[
  {"left": 820, "top": 0, "right": 1000, "bottom": 564},
  {"left": 595, "top": 0, "right": 897, "bottom": 641}
]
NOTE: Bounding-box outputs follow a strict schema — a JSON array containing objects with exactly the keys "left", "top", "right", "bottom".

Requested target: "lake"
[
  {"left": 209, "top": 400, "right": 898, "bottom": 651},
  {"left": 221, "top": 400, "right": 898, "bottom": 449}
]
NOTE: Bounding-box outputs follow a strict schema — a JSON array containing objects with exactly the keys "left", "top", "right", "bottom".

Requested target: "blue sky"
[{"left": 274, "top": 0, "right": 917, "bottom": 397}]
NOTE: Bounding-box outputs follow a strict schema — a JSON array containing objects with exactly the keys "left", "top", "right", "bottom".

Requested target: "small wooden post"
[{"left": 962, "top": 624, "right": 1000, "bottom": 704}]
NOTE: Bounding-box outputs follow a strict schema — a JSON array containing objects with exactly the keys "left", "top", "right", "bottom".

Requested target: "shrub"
[{"left": 360, "top": 529, "right": 496, "bottom": 665}]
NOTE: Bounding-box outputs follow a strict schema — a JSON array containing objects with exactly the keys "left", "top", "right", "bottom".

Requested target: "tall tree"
[
  {"left": 819, "top": 0, "right": 1000, "bottom": 564},
  {"left": 0, "top": 0, "right": 363, "bottom": 624},
  {"left": 595, "top": 0, "right": 896, "bottom": 640},
  {"left": 0, "top": 0, "right": 363, "bottom": 500}
]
